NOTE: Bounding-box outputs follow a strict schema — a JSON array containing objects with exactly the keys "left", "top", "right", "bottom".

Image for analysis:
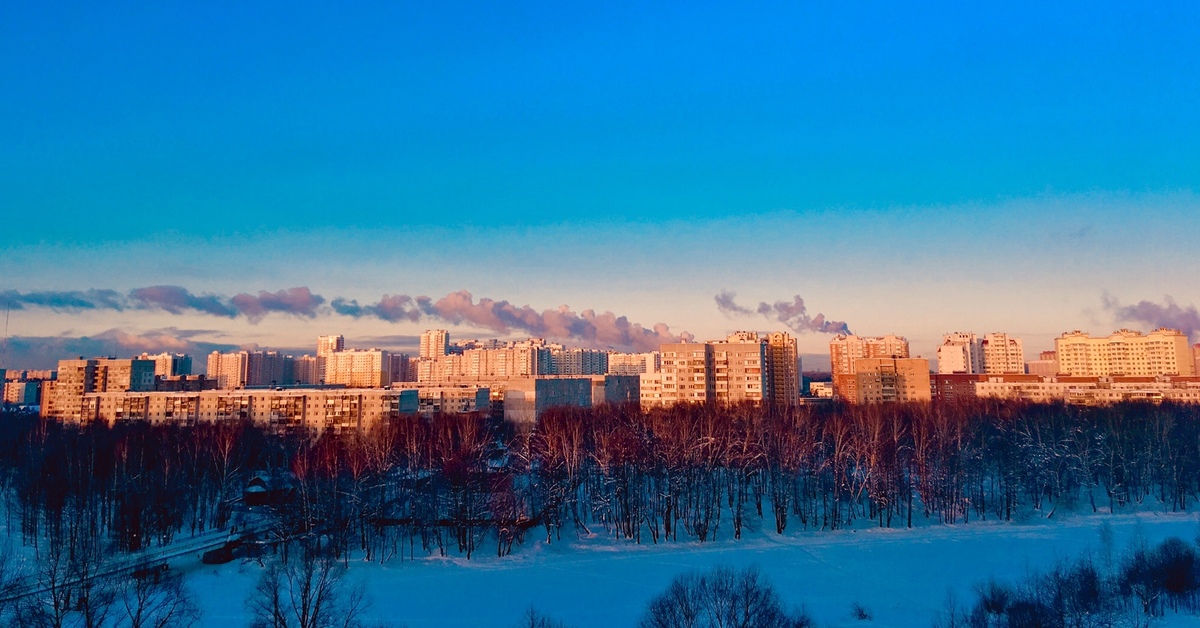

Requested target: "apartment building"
[
  {"left": 324, "top": 349, "right": 391, "bottom": 388},
  {"left": 660, "top": 341, "right": 715, "bottom": 404},
  {"left": 1026, "top": 351, "right": 1059, "bottom": 378},
  {"left": 936, "top": 332, "right": 982, "bottom": 375},
  {"left": 419, "top": 330, "right": 450, "bottom": 359},
  {"left": 137, "top": 352, "right": 193, "bottom": 377},
  {"left": 854, "top": 358, "right": 932, "bottom": 404},
  {"left": 42, "top": 358, "right": 156, "bottom": 422},
  {"left": 1055, "top": 328, "right": 1195, "bottom": 377},
  {"left": 829, "top": 334, "right": 910, "bottom": 402},
  {"left": 981, "top": 332, "right": 1025, "bottom": 374},
  {"left": 207, "top": 350, "right": 294, "bottom": 389},
  {"left": 608, "top": 351, "right": 661, "bottom": 376}
]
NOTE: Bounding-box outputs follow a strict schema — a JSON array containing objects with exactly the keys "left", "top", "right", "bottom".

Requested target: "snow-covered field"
[{"left": 183, "top": 511, "right": 1200, "bottom": 627}]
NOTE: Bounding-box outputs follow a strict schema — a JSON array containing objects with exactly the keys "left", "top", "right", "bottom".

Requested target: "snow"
[{"left": 180, "top": 511, "right": 1200, "bottom": 627}]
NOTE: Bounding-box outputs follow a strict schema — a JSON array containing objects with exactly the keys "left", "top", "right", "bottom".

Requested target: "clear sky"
[{"left": 2, "top": 2, "right": 1198, "bottom": 369}]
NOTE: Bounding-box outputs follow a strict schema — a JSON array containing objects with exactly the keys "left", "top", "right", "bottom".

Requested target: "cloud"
[
  {"left": 4, "top": 286, "right": 324, "bottom": 323},
  {"left": 338, "top": 290, "right": 687, "bottom": 351},
  {"left": 714, "top": 290, "right": 755, "bottom": 316},
  {"left": 714, "top": 291, "right": 851, "bottom": 335},
  {"left": 2, "top": 285, "right": 691, "bottom": 350},
  {"left": 0, "top": 289, "right": 125, "bottom": 311},
  {"left": 1, "top": 328, "right": 241, "bottom": 370},
  {"left": 230, "top": 287, "right": 325, "bottom": 322},
  {"left": 1102, "top": 293, "right": 1200, "bottom": 340},
  {"left": 330, "top": 294, "right": 427, "bottom": 322},
  {"left": 130, "top": 285, "right": 238, "bottom": 317}
]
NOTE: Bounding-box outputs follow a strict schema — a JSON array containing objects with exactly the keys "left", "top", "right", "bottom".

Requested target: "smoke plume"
[
  {"left": 337, "top": 290, "right": 686, "bottom": 351},
  {"left": 1102, "top": 293, "right": 1200, "bottom": 340},
  {"left": 715, "top": 291, "right": 851, "bottom": 335},
  {"left": 3, "top": 286, "right": 689, "bottom": 351}
]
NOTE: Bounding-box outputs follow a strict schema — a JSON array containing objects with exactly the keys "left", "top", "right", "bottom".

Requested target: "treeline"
[{"left": 2, "top": 399, "right": 1200, "bottom": 563}]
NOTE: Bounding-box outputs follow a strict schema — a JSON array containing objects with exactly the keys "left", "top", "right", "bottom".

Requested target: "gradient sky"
[{"left": 2, "top": 2, "right": 1199, "bottom": 370}]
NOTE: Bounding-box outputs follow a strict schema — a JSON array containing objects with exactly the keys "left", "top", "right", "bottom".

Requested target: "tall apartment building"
[
  {"left": 137, "top": 352, "right": 193, "bottom": 377},
  {"left": 981, "top": 332, "right": 1024, "bottom": 374},
  {"left": 293, "top": 355, "right": 321, "bottom": 385},
  {"left": 712, "top": 332, "right": 769, "bottom": 404},
  {"left": 42, "top": 358, "right": 156, "bottom": 422},
  {"left": 417, "top": 339, "right": 543, "bottom": 383},
  {"left": 207, "top": 351, "right": 294, "bottom": 389},
  {"left": 1055, "top": 328, "right": 1195, "bottom": 377},
  {"left": 540, "top": 347, "right": 609, "bottom": 376},
  {"left": 656, "top": 332, "right": 799, "bottom": 408},
  {"left": 1194, "top": 344, "right": 1200, "bottom": 379},
  {"left": 936, "top": 332, "right": 1024, "bottom": 375},
  {"left": 829, "top": 334, "right": 910, "bottom": 402},
  {"left": 324, "top": 349, "right": 392, "bottom": 388},
  {"left": 854, "top": 358, "right": 932, "bottom": 404},
  {"left": 660, "top": 341, "right": 715, "bottom": 404},
  {"left": 420, "top": 330, "right": 450, "bottom": 359},
  {"left": 936, "top": 333, "right": 982, "bottom": 375},
  {"left": 766, "top": 332, "right": 800, "bottom": 408},
  {"left": 317, "top": 335, "right": 345, "bottom": 357}
]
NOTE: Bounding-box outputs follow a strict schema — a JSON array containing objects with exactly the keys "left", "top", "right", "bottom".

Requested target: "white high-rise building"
[{"left": 936, "top": 332, "right": 983, "bottom": 375}]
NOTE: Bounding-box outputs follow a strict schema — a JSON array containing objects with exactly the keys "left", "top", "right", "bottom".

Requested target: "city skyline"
[{"left": 3, "top": 3, "right": 1199, "bottom": 368}]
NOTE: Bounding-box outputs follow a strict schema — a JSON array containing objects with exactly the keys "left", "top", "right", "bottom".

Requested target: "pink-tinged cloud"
[
  {"left": 337, "top": 290, "right": 688, "bottom": 351},
  {"left": 715, "top": 290, "right": 852, "bottom": 335},
  {"left": 1102, "top": 293, "right": 1200, "bottom": 340},
  {"left": 130, "top": 285, "right": 238, "bottom": 317},
  {"left": 230, "top": 287, "right": 325, "bottom": 322}
]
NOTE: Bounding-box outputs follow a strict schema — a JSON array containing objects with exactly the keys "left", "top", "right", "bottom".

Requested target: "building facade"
[
  {"left": 324, "top": 349, "right": 391, "bottom": 388},
  {"left": 829, "top": 334, "right": 910, "bottom": 402},
  {"left": 1054, "top": 328, "right": 1195, "bottom": 377}
]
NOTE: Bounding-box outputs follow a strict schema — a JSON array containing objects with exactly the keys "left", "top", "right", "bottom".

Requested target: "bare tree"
[
  {"left": 119, "top": 570, "right": 201, "bottom": 628},
  {"left": 640, "top": 565, "right": 806, "bottom": 628},
  {"left": 247, "top": 552, "right": 369, "bottom": 628}
]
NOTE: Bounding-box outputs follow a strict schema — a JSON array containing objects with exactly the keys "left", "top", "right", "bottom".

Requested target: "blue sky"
[{"left": 2, "top": 2, "right": 1198, "bottom": 369}]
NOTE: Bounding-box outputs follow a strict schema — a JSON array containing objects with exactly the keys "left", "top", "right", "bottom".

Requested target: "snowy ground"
[{"left": 182, "top": 511, "right": 1200, "bottom": 627}]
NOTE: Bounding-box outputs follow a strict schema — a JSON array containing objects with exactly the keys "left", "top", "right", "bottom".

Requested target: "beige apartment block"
[
  {"left": 42, "top": 358, "right": 155, "bottom": 422},
  {"left": 712, "top": 331, "right": 769, "bottom": 404},
  {"left": 419, "top": 329, "right": 450, "bottom": 359},
  {"left": 324, "top": 349, "right": 391, "bottom": 388},
  {"left": 853, "top": 358, "right": 932, "bottom": 404},
  {"left": 660, "top": 341, "right": 715, "bottom": 404},
  {"left": 608, "top": 351, "right": 661, "bottom": 376},
  {"left": 981, "top": 332, "right": 1025, "bottom": 374},
  {"left": 1055, "top": 328, "right": 1195, "bottom": 377},
  {"left": 829, "top": 334, "right": 910, "bottom": 402}
]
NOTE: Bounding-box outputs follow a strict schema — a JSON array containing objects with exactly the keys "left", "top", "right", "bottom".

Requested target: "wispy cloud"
[
  {"left": 336, "top": 290, "right": 687, "bottom": 351},
  {"left": 4, "top": 285, "right": 325, "bottom": 322},
  {"left": 2, "top": 286, "right": 690, "bottom": 352},
  {"left": 1102, "top": 293, "right": 1200, "bottom": 340},
  {"left": 715, "top": 291, "right": 851, "bottom": 335}
]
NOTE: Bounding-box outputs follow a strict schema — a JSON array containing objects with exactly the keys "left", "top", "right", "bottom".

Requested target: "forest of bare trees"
[
  {"left": 2, "top": 399, "right": 1200, "bottom": 624},
  {"left": 2, "top": 399, "right": 1200, "bottom": 569}
]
